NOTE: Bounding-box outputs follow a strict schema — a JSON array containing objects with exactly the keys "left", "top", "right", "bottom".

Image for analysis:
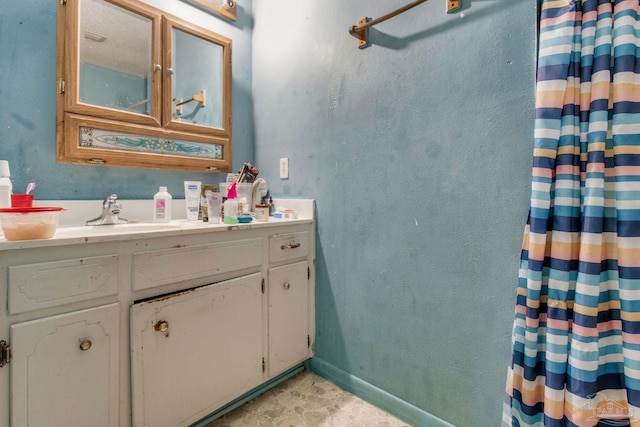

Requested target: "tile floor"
[{"left": 204, "top": 369, "right": 410, "bottom": 427}]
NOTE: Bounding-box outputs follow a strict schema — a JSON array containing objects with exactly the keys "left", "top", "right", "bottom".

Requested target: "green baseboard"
[{"left": 307, "top": 357, "right": 455, "bottom": 427}]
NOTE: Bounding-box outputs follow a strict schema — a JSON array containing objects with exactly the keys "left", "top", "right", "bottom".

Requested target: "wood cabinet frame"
[{"left": 55, "top": 0, "right": 232, "bottom": 172}]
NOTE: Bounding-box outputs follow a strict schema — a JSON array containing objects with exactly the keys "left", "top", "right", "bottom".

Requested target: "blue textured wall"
[
  {"left": 252, "top": 1, "right": 535, "bottom": 426},
  {"left": 2, "top": 0, "right": 535, "bottom": 425},
  {"left": 0, "top": 0, "right": 253, "bottom": 199}
]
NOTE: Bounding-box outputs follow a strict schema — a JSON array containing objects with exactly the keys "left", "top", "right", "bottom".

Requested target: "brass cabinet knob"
[
  {"left": 79, "top": 339, "right": 92, "bottom": 351},
  {"left": 283, "top": 282, "right": 291, "bottom": 290},
  {"left": 154, "top": 320, "right": 169, "bottom": 333}
]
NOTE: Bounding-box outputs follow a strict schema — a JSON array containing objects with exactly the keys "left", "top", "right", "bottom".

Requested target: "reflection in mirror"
[
  {"left": 79, "top": 0, "right": 153, "bottom": 114},
  {"left": 171, "top": 28, "right": 223, "bottom": 128}
]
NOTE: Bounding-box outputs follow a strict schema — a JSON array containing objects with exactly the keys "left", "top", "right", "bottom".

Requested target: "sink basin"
[{"left": 55, "top": 222, "right": 185, "bottom": 237}]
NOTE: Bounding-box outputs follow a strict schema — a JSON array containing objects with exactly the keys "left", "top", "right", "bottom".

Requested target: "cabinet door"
[
  {"left": 268, "top": 261, "right": 309, "bottom": 377},
  {"left": 10, "top": 303, "right": 120, "bottom": 427},
  {"left": 68, "top": 0, "right": 162, "bottom": 127},
  {"left": 130, "top": 273, "right": 263, "bottom": 427}
]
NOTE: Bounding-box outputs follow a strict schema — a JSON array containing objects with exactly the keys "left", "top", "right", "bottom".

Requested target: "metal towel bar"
[{"left": 348, "top": 0, "right": 460, "bottom": 49}]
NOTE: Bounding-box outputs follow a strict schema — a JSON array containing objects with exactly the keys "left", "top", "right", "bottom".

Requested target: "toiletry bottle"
[
  {"left": 268, "top": 197, "right": 275, "bottom": 216},
  {"left": 184, "top": 181, "right": 201, "bottom": 221},
  {"left": 200, "top": 184, "right": 216, "bottom": 222},
  {"left": 223, "top": 182, "right": 239, "bottom": 224},
  {"left": 239, "top": 197, "right": 248, "bottom": 215},
  {"left": 0, "top": 161, "right": 12, "bottom": 208},
  {"left": 153, "top": 186, "right": 172, "bottom": 222}
]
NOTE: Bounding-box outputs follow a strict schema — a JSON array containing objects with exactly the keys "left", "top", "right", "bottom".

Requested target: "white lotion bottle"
[
  {"left": 184, "top": 181, "right": 201, "bottom": 221},
  {"left": 0, "top": 161, "right": 12, "bottom": 208},
  {"left": 153, "top": 186, "right": 172, "bottom": 222}
]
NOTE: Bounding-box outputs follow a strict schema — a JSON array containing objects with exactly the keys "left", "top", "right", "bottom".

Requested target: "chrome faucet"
[{"left": 86, "top": 194, "right": 128, "bottom": 226}]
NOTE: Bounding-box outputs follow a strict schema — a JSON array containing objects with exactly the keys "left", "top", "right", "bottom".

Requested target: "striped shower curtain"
[{"left": 503, "top": 1, "right": 640, "bottom": 426}]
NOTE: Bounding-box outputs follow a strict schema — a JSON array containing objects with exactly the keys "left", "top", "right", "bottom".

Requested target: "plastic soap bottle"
[
  {"left": 268, "top": 197, "right": 275, "bottom": 216},
  {"left": 153, "top": 186, "right": 172, "bottom": 222},
  {"left": 223, "top": 182, "right": 239, "bottom": 224},
  {"left": 0, "top": 161, "right": 12, "bottom": 209}
]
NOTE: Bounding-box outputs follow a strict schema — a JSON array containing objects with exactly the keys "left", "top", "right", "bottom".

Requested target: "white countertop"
[{"left": 0, "top": 198, "right": 314, "bottom": 250}]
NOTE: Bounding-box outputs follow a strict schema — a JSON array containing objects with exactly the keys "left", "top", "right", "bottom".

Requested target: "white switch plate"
[{"left": 280, "top": 158, "right": 289, "bottom": 179}]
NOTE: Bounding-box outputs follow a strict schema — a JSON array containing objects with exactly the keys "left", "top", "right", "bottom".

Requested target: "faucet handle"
[
  {"left": 104, "top": 194, "right": 118, "bottom": 206},
  {"left": 87, "top": 194, "right": 126, "bottom": 226}
]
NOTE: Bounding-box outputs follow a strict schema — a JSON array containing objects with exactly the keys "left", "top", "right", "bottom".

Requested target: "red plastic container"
[{"left": 11, "top": 194, "right": 34, "bottom": 208}]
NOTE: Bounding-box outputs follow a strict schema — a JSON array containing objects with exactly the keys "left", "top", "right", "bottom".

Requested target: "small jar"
[{"left": 254, "top": 204, "right": 269, "bottom": 222}]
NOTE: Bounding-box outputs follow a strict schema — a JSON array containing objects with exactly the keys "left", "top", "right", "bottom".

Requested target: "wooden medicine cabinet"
[{"left": 56, "top": 0, "right": 232, "bottom": 172}]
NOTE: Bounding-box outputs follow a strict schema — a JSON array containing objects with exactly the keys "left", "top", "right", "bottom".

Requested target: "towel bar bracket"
[
  {"left": 350, "top": 17, "right": 371, "bottom": 49},
  {"left": 447, "top": 0, "right": 460, "bottom": 13}
]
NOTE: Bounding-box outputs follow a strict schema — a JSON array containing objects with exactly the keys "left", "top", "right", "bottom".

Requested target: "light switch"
[{"left": 280, "top": 158, "right": 289, "bottom": 179}]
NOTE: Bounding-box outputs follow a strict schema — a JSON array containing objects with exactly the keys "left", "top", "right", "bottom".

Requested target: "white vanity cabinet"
[
  {"left": 130, "top": 274, "right": 263, "bottom": 427},
  {"left": 268, "top": 261, "right": 309, "bottom": 377},
  {"left": 10, "top": 303, "right": 120, "bottom": 427},
  {"left": 0, "top": 212, "right": 314, "bottom": 427},
  {"left": 267, "top": 231, "right": 312, "bottom": 378}
]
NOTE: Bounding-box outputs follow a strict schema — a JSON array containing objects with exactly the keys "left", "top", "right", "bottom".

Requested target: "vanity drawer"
[
  {"left": 269, "top": 231, "right": 309, "bottom": 264},
  {"left": 132, "top": 238, "right": 262, "bottom": 291},
  {"left": 8, "top": 254, "right": 119, "bottom": 315}
]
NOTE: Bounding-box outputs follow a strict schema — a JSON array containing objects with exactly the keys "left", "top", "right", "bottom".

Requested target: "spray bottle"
[{"left": 223, "top": 182, "right": 239, "bottom": 224}]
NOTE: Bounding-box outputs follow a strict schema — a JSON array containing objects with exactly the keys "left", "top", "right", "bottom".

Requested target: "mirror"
[
  {"left": 171, "top": 28, "right": 223, "bottom": 127},
  {"left": 56, "top": 0, "right": 232, "bottom": 172},
  {"left": 79, "top": 0, "right": 153, "bottom": 115}
]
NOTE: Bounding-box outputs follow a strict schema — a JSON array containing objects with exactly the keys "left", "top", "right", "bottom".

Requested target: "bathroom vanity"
[{"left": 0, "top": 201, "right": 315, "bottom": 427}]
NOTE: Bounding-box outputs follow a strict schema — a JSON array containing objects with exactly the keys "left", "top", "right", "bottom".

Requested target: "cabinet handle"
[
  {"left": 79, "top": 339, "right": 92, "bottom": 351},
  {"left": 167, "top": 68, "right": 175, "bottom": 75},
  {"left": 154, "top": 320, "right": 169, "bottom": 333},
  {"left": 283, "top": 282, "right": 291, "bottom": 290},
  {"left": 281, "top": 243, "right": 301, "bottom": 250},
  {"left": 154, "top": 64, "right": 162, "bottom": 71}
]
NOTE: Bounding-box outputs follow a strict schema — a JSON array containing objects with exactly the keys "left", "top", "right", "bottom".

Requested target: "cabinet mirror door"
[
  {"left": 163, "top": 19, "right": 231, "bottom": 138},
  {"left": 67, "top": 0, "right": 162, "bottom": 127}
]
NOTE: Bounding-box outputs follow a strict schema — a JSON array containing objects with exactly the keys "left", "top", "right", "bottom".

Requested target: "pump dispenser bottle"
[
  {"left": 0, "top": 161, "right": 12, "bottom": 208},
  {"left": 153, "top": 186, "right": 172, "bottom": 222},
  {"left": 223, "top": 182, "right": 239, "bottom": 224},
  {"left": 268, "top": 197, "right": 275, "bottom": 216}
]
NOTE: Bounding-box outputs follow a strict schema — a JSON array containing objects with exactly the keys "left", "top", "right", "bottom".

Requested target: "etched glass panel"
[{"left": 79, "top": 126, "right": 223, "bottom": 159}]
